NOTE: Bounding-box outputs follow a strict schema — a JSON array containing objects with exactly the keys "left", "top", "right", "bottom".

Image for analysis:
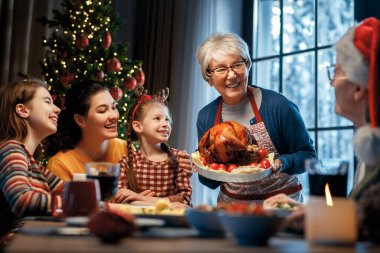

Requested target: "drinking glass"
[
  {"left": 305, "top": 158, "right": 349, "bottom": 197},
  {"left": 85, "top": 162, "right": 120, "bottom": 201},
  {"left": 62, "top": 180, "right": 101, "bottom": 217}
]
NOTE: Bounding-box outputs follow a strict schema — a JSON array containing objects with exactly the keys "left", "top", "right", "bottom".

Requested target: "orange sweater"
[{"left": 47, "top": 138, "right": 127, "bottom": 181}]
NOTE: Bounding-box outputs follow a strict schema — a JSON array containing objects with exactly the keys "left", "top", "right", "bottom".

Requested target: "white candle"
[{"left": 306, "top": 196, "right": 357, "bottom": 244}]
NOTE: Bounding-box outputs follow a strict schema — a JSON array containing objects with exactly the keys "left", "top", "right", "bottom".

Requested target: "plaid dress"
[{"left": 118, "top": 148, "right": 192, "bottom": 205}]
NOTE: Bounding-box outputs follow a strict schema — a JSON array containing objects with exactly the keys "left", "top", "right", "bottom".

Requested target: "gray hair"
[{"left": 197, "top": 32, "right": 252, "bottom": 81}]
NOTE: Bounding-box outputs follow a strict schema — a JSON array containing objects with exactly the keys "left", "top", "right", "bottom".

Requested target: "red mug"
[{"left": 62, "top": 180, "right": 100, "bottom": 217}]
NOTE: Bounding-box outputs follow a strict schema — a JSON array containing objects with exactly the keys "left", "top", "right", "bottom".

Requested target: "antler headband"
[{"left": 130, "top": 87, "right": 170, "bottom": 122}]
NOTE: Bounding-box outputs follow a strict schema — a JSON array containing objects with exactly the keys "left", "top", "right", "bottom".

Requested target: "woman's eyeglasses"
[{"left": 208, "top": 60, "right": 246, "bottom": 77}]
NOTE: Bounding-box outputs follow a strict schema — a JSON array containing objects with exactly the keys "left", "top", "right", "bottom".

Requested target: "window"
[{"left": 250, "top": 0, "right": 355, "bottom": 194}]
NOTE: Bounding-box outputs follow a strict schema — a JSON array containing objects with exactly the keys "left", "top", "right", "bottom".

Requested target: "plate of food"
[
  {"left": 194, "top": 121, "right": 275, "bottom": 183},
  {"left": 109, "top": 200, "right": 189, "bottom": 227},
  {"left": 132, "top": 205, "right": 188, "bottom": 227},
  {"left": 192, "top": 151, "right": 272, "bottom": 183}
]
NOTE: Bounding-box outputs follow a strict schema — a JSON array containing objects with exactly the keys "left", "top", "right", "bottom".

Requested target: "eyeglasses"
[
  {"left": 208, "top": 60, "right": 246, "bottom": 77},
  {"left": 327, "top": 64, "right": 348, "bottom": 83},
  {"left": 327, "top": 65, "right": 335, "bottom": 82}
]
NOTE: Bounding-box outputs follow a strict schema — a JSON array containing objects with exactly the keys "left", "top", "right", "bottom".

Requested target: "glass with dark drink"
[
  {"left": 85, "top": 162, "right": 120, "bottom": 201},
  {"left": 305, "top": 159, "right": 349, "bottom": 197}
]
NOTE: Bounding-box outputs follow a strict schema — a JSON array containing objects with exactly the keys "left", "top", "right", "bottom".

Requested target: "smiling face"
[
  {"left": 25, "top": 87, "right": 61, "bottom": 140},
  {"left": 133, "top": 102, "right": 172, "bottom": 145},
  {"left": 76, "top": 90, "right": 119, "bottom": 141},
  {"left": 207, "top": 54, "right": 249, "bottom": 105}
]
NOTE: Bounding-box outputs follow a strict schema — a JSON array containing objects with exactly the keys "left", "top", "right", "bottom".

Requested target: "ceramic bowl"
[
  {"left": 218, "top": 212, "right": 285, "bottom": 246},
  {"left": 185, "top": 208, "right": 224, "bottom": 237}
]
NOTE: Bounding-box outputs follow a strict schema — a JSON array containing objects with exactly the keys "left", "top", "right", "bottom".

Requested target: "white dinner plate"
[
  {"left": 135, "top": 217, "right": 165, "bottom": 227},
  {"left": 65, "top": 216, "right": 90, "bottom": 227}
]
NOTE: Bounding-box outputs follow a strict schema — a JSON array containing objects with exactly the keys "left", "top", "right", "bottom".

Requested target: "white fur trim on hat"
[
  {"left": 335, "top": 27, "right": 369, "bottom": 86},
  {"left": 354, "top": 125, "right": 380, "bottom": 166}
]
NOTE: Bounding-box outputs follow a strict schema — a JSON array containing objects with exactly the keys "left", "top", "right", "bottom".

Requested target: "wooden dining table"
[{"left": 4, "top": 219, "right": 380, "bottom": 253}]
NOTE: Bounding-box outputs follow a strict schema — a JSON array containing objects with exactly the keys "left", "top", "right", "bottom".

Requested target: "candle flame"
[{"left": 325, "top": 183, "right": 334, "bottom": 206}]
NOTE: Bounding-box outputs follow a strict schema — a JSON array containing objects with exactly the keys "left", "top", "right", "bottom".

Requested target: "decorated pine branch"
[{"left": 38, "top": 0, "right": 144, "bottom": 139}]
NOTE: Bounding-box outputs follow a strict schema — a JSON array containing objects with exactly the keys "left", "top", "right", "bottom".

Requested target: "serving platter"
[{"left": 192, "top": 152, "right": 271, "bottom": 183}]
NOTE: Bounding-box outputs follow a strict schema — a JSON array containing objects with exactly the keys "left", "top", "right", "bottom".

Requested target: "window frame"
[{"left": 243, "top": 0, "right": 356, "bottom": 194}]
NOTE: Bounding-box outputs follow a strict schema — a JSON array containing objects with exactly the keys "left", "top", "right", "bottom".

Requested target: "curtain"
[
  {"left": 0, "top": 0, "right": 61, "bottom": 85},
  {"left": 0, "top": 0, "right": 243, "bottom": 206},
  {"left": 117, "top": 0, "right": 243, "bottom": 206},
  {"left": 169, "top": 0, "right": 243, "bottom": 206},
  {"left": 115, "top": 0, "right": 175, "bottom": 94}
]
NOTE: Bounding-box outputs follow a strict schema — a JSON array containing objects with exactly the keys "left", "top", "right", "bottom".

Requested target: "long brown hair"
[
  {"left": 44, "top": 81, "right": 108, "bottom": 157},
  {"left": 125, "top": 99, "right": 178, "bottom": 192},
  {"left": 0, "top": 79, "right": 47, "bottom": 144}
]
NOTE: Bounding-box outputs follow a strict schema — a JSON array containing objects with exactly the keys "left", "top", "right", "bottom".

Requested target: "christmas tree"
[{"left": 38, "top": 0, "right": 144, "bottom": 139}]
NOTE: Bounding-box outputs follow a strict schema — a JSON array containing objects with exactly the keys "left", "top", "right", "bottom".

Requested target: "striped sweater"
[{"left": 0, "top": 140, "right": 64, "bottom": 235}]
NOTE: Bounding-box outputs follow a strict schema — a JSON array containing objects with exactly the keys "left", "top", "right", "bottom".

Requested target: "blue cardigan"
[{"left": 196, "top": 87, "right": 317, "bottom": 189}]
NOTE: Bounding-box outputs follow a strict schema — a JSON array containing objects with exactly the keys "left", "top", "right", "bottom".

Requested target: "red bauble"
[
  {"left": 59, "top": 96, "right": 66, "bottom": 110},
  {"left": 51, "top": 93, "right": 58, "bottom": 102},
  {"left": 109, "top": 86, "right": 123, "bottom": 101},
  {"left": 106, "top": 58, "right": 121, "bottom": 72},
  {"left": 76, "top": 35, "right": 89, "bottom": 50},
  {"left": 134, "top": 69, "right": 145, "bottom": 85},
  {"left": 123, "top": 76, "right": 137, "bottom": 91},
  {"left": 59, "top": 72, "right": 74, "bottom": 87},
  {"left": 60, "top": 50, "right": 68, "bottom": 59},
  {"left": 102, "top": 31, "right": 112, "bottom": 49},
  {"left": 93, "top": 70, "right": 105, "bottom": 81}
]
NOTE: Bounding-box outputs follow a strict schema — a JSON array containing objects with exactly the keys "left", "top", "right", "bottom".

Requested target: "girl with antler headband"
[
  {"left": 113, "top": 88, "right": 192, "bottom": 207},
  {"left": 46, "top": 81, "right": 128, "bottom": 181}
]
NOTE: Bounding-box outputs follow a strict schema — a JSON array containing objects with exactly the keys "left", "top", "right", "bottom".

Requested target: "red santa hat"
[
  {"left": 336, "top": 17, "right": 380, "bottom": 166},
  {"left": 336, "top": 17, "right": 380, "bottom": 128}
]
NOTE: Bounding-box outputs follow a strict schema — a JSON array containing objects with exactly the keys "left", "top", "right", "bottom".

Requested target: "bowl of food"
[
  {"left": 218, "top": 203, "right": 285, "bottom": 246},
  {"left": 185, "top": 205, "right": 224, "bottom": 238}
]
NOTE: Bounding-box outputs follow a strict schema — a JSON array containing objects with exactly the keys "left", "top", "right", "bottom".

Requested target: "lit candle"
[{"left": 306, "top": 183, "right": 357, "bottom": 244}]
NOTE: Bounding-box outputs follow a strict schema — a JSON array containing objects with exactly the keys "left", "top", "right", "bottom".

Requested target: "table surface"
[{"left": 4, "top": 219, "right": 380, "bottom": 253}]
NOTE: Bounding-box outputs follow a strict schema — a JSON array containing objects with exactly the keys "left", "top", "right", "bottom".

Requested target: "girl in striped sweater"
[{"left": 0, "top": 79, "right": 64, "bottom": 243}]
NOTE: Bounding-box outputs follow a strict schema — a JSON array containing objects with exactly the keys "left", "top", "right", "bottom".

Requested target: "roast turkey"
[{"left": 198, "top": 121, "right": 261, "bottom": 165}]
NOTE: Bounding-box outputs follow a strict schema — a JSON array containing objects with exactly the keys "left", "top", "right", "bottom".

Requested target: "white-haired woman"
[{"left": 196, "top": 33, "right": 316, "bottom": 204}]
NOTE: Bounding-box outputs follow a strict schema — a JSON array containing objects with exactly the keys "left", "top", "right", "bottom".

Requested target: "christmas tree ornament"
[
  {"left": 93, "top": 70, "right": 105, "bottom": 81},
  {"left": 106, "top": 57, "right": 121, "bottom": 72},
  {"left": 134, "top": 69, "right": 145, "bottom": 85},
  {"left": 60, "top": 50, "right": 68, "bottom": 59},
  {"left": 59, "top": 72, "right": 74, "bottom": 87},
  {"left": 76, "top": 35, "right": 89, "bottom": 50},
  {"left": 51, "top": 93, "right": 58, "bottom": 102},
  {"left": 109, "top": 86, "right": 123, "bottom": 101},
  {"left": 57, "top": 95, "right": 66, "bottom": 110},
  {"left": 38, "top": 0, "right": 144, "bottom": 164},
  {"left": 123, "top": 76, "right": 137, "bottom": 91},
  {"left": 102, "top": 31, "right": 112, "bottom": 49}
]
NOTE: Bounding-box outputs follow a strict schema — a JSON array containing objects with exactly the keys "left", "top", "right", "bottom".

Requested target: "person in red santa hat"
[
  {"left": 333, "top": 17, "right": 380, "bottom": 200},
  {"left": 263, "top": 18, "right": 380, "bottom": 241}
]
